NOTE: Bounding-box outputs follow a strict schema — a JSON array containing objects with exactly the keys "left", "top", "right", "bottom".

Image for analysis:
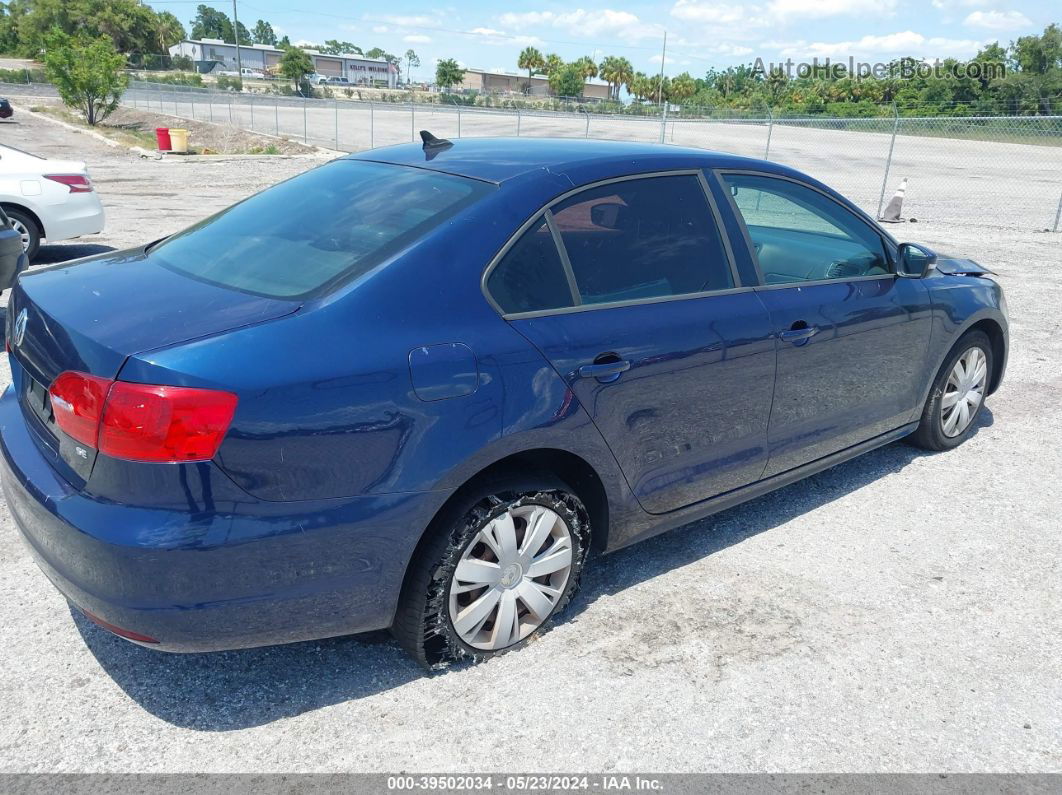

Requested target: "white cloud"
[
  {"left": 372, "top": 15, "right": 440, "bottom": 27},
  {"left": 649, "top": 54, "right": 676, "bottom": 65},
  {"left": 372, "top": 26, "right": 389, "bottom": 34},
  {"left": 466, "top": 27, "right": 544, "bottom": 47},
  {"left": 963, "top": 10, "right": 1031, "bottom": 30},
  {"left": 403, "top": 34, "right": 432, "bottom": 44},
  {"left": 776, "top": 31, "right": 987, "bottom": 59},
  {"left": 294, "top": 39, "right": 315, "bottom": 48},
  {"left": 497, "top": 9, "right": 659, "bottom": 41},
  {"left": 671, "top": 1, "right": 752, "bottom": 25},
  {"left": 767, "top": 0, "right": 896, "bottom": 22},
  {"left": 931, "top": 0, "right": 989, "bottom": 9}
]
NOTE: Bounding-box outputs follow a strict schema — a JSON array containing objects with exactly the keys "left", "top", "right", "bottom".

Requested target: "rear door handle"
[
  {"left": 578, "top": 360, "right": 631, "bottom": 382},
  {"left": 779, "top": 325, "right": 819, "bottom": 344}
]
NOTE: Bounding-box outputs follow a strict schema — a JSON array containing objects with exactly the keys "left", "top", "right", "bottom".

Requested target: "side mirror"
[{"left": 896, "top": 242, "right": 936, "bottom": 278}]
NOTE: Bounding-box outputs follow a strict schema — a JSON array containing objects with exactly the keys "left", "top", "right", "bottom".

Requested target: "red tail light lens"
[
  {"left": 48, "top": 371, "right": 237, "bottom": 463},
  {"left": 48, "top": 371, "right": 111, "bottom": 447},
  {"left": 44, "top": 174, "right": 94, "bottom": 193},
  {"left": 99, "top": 383, "right": 238, "bottom": 462}
]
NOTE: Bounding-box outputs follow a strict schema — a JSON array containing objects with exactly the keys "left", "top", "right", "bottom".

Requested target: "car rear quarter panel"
[{"left": 116, "top": 186, "right": 623, "bottom": 505}]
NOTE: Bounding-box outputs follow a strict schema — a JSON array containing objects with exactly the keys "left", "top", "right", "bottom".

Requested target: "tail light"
[
  {"left": 48, "top": 371, "right": 237, "bottom": 463},
  {"left": 44, "top": 174, "right": 94, "bottom": 193}
]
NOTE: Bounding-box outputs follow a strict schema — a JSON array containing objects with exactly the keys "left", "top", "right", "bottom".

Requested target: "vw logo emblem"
[{"left": 12, "top": 308, "right": 27, "bottom": 348}]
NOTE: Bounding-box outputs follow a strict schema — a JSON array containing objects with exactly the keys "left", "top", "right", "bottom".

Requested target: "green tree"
[
  {"left": 405, "top": 49, "right": 420, "bottom": 83},
  {"left": 321, "top": 39, "right": 361, "bottom": 55},
  {"left": 0, "top": 0, "right": 29, "bottom": 54},
  {"left": 251, "top": 19, "right": 276, "bottom": 46},
  {"left": 435, "top": 57, "right": 464, "bottom": 90},
  {"left": 44, "top": 30, "right": 127, "bottom": 125},
  {"left": 365, "top": 47, "right": 386, "bottom": 59},
  {"left": 279, "top": 45, "right": 313, "bottom": 92},
  {"left": 190, "top": 4, "right": 232, "bottom": 42},
  {"left": 278, "top": 34, "right": 291, "bottom": 48},
  {"left": 543, "top": 52, "right": 563, "bottom": 76},
  {"left": 155, "top": 11, "right": 185, "bottom": 53},
  {"left": 517, "top": 45, "right": 544, "bottom": 91},
  {"left": 670, "top": 71, "right": 696, "bottom": 103},
  {"left": 549, "top": 61, "right": 584, "bottom": 98}
]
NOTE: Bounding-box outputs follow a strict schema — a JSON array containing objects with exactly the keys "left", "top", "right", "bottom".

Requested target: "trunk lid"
[
  {"left": 8, "top": 247, "right": 298, "bottom": 483},
  {"left": 10, "top": 246, "right": 299, "bottom": 385}
]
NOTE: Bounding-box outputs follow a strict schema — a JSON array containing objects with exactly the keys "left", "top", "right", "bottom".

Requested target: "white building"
[{"left": 167, "top": 39, "right": 398, "bottom": 88}]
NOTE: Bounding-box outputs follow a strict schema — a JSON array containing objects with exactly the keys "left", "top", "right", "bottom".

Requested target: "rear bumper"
[
  {"left": 0, "top": 385, "right": 447, "bottom": 652},
  {"left": 40, "top": 193, "right": 105, "bottom": 243}
]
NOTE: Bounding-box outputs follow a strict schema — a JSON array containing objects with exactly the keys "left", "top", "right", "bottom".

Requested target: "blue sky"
[{"left": 147, "top": 0, "right": 1057, "bottom": 79}]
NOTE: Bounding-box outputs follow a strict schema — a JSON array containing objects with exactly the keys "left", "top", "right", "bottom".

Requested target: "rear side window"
[
  {"left": 550, "top": 175, "right": 733, "bottom": 305},
  {"left": 486, "top": 217, "right": 574, "bottom": 314},
  {"left": 149, "top": 160, "right": 491, "bottom": 299}
]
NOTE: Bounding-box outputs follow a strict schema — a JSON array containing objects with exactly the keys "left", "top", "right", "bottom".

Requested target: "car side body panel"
[{"left": 0, "top": 139, "right": 1009, "bottom": 652}]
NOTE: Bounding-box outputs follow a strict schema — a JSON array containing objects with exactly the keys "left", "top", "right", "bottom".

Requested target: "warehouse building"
[
  {"left": 167, "top": 39, "right": 398, "bottom": 87},
  {"left": 458, "top": 68, "right": 610, "bottom": 100}
]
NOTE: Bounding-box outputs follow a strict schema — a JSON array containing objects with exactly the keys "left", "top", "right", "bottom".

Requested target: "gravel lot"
[{"left": 0, "top": 105, "right": 1060, "bottom": 774}]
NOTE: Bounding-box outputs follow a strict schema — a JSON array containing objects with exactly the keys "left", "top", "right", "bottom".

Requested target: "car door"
[
  {"left": 716, "top": 171, "right": 933, "bottom": 477},
  {"left": 484, "top": 172, "right": 777, "bottom": 514}
]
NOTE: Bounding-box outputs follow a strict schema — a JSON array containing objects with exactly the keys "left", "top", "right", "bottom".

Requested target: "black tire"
[
  {"left": 4, "top": 208, "right": 40, "bottom": 262},
  {"left": 907, "top": 329, "right": 993, "bottom": 451},
  {"left": 392, "top": 474, "right": 591, "bottom": 669}
]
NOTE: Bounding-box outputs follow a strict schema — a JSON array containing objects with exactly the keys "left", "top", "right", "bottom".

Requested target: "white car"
[{"left": 0, "top": 143, "right": 105, "bottom": 261}]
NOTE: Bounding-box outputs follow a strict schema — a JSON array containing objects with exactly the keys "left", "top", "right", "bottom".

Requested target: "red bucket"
[{"left": 155, "top": 127, "right": 172, "bottom": 151}]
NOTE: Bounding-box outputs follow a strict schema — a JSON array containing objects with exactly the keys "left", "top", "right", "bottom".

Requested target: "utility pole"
[
  {"left": 656, "top": 31, "right": 667, "bottom": 143},
  {"left": 656, "top": 31, "right": 667, "bottom": 108},
  {"left": 231, "top": 0, "right": 243, "bottom": 79}
]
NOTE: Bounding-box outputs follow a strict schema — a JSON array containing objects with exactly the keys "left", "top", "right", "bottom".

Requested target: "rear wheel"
[
  {"left": 4, "top": 208, "right": 40, "bottom": 262},
  {"left": 392, "top": 476, "right": 590, "bottom": 668},
  {"left": 908, "top": 330, "right": 992, "bottom": 451}
]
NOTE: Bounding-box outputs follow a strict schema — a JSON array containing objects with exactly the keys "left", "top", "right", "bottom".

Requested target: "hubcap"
[
  {"left": 941, "top": 346, "right": 987, "bottom": 437},
  {"left": 10, "top": 218, "right": 31, "bottom": 251},
  {"left": 448, "top": 503, "right": 574, "bottom": 651}
]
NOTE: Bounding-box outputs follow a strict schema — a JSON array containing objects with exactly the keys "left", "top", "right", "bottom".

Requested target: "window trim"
[
  {"left": 712, "top": 168, "right": 900, "bottom": 289},
  {"left": 481, "top": 169, "right": 745, "bottom": 320}
]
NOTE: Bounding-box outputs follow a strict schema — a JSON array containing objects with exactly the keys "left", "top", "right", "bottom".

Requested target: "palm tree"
[
  {"left": 543, "top": 53, "right": 564, "bottom": 76},
  {"left": 670, "top": 72, "right": 696, "bottom": 104},
  {"left": 517, "top": 46, "right": 545, "bottom": 94},
  {"left": 598, "top": 56, "right": 618, "bottom": 100},
  {"left": 575, "top": 56, "right": 598, "bottom": 81},
  {"left": 614, "top": 57, "right": 634, "bottom": 101}
]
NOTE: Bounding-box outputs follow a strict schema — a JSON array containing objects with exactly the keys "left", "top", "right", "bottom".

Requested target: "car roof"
[{"left": 349, "top": 137, "right": 794, "bottom": 185}]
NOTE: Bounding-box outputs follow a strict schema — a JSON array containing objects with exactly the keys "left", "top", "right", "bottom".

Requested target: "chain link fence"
[{"left": 5, "top": 79, "right": 1061, "bottom": 232}]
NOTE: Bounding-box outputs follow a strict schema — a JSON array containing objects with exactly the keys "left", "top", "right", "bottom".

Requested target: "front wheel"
[
  {"left": 908, "top": 330, "right": 993, "bottom": 451},
  {"left": 392, "top": 476, "right": 591, "bottom": 668}
]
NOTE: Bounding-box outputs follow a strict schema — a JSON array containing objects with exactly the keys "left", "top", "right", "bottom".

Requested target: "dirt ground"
[{"left": 28, "top": 100, "right": 321, "bottom": 156}]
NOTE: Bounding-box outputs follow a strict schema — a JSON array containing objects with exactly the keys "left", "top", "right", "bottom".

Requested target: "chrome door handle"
[
  {"left": 779, "top": 325, "right": 819, "bottom": 344},
  {"left": 578, "top": 360, "right": 631, "bottom": 381}
]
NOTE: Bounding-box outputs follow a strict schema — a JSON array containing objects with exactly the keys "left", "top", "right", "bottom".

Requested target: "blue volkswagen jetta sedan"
[{"left": 0, "top": 137, "right": 1007, "bottom": 667}]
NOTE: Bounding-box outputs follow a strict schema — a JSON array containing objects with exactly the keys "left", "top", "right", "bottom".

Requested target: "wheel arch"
[
  {"left": 396, "top": 447, "right": 612, "bottom": 616},
  {"left": 0, "top": 202, "right": 45, "bottom": 237},
  {"left": 965, "top": 317, "right": 1006, "bottom": 395}
]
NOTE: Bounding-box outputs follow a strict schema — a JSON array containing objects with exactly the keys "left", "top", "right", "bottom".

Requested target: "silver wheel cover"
[
  {"left": 941, "top": 346, "right": 987, "bottom": 437},
  {"left": 10, "top": 218, "right": 31, "bottom": 251},
  {"left": 448, "top": 503, "right": 574, "bottom": 651}
]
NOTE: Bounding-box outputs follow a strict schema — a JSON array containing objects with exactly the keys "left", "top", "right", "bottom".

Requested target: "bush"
[
  {"left": 215, "top": 74, "right": 243, "bottom": 92},
  {"left": 134, "top": 72, "right": 203, "bottom": 87},
  {"left": 0, "top": 67, "right": 48, "bottom": 84},
  {"left": 172, "top": 55, "right": 194, "bottom": 71}
]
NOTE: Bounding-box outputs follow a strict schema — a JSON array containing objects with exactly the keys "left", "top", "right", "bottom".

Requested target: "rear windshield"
[{"left": 149, "top": 160, "right": 492, "bottom": 299}]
